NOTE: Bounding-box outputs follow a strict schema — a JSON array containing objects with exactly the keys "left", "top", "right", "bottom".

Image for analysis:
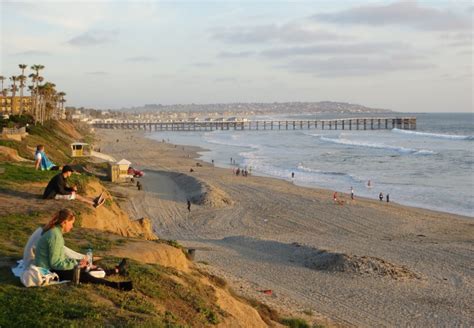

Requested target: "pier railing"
[{"left": 92, "top": 117, "right": 416, "bottom": 132}]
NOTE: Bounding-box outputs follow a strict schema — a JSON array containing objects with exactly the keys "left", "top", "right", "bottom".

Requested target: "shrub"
[{"left": 281, "top": 317, "right": 311, "bottom": 328}]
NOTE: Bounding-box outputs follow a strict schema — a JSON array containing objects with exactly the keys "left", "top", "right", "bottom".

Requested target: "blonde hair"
[{"left": 42, "top": 209, "right": 75, "bottom": 234}]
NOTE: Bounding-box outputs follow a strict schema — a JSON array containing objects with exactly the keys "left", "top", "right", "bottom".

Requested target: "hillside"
[{"left": 0, "top": 120, "right": 294, "bottom": 327}]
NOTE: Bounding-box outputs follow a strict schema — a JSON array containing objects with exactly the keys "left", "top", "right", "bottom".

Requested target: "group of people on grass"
[{"left": 13, "top": 145, "right": 134, "bottom": 291}]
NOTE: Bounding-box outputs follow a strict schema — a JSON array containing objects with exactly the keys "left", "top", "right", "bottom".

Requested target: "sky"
[{"left": 0, "top": 0, "right": 472, "bottom": 112}]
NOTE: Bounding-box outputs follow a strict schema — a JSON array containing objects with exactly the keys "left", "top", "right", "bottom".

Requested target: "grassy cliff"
[{"left": 0, "top": 120, "right": 302, "bottom": 327}]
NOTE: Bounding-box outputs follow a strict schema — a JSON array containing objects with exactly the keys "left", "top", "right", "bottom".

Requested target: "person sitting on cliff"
[
  {"left": 34, "top": 145, "right": 61, "bottom": 171},
  {"left": 42, "top": 165, "right": 105, "bottom": 208},
  {"left": 14, "top": 219, "right": 127, "bottom": 279},
  {"left": 34, "top": 209, "right": 132, "bottom": 290}
]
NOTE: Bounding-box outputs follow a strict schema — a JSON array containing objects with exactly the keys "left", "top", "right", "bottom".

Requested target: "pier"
[{"left": 92, "top": 117, "right": 416, "bottom": 132}]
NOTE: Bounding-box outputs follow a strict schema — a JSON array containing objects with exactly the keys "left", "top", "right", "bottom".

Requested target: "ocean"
[{"left": 147, "top": 113, "right": 473, "bottom": 217}]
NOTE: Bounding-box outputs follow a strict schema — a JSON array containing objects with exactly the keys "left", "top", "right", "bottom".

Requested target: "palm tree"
[
  {"left": 18, "top": 64, "right": 27, "bottom": 115},
  {"left": 0, "top": 75, "right": 5, "bottom": 113},
  {"left": 37, "top": 81, "right": 57, "bottom": 123},
  {"left": 57, "top": 91, "right": 66, "bottom": 119},
  {"left": 30, "top": 64, "right": 44, "bottom": 123},
  {"left": 9, "top": 76, "right": 18, "bottom": 114}
]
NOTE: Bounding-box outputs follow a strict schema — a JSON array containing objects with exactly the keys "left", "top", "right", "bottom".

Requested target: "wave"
[
  {"left": 203, "top": 132, "right": 260, "bottom": 150},
  {"left": 318, "top": 136, "right": 436, "bottom": 155},
  {"left": 296, "top": 164, "right": 350, "bottom": 177},
  {"left": 392, "top": 128, "right": 473, "bottom": 140}
]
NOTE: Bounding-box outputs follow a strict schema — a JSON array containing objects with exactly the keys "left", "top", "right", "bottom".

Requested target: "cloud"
[
  {"left": 457, "top": 49, "right": 473, "bottom": 56},
  {"left": 261, "top": 42, "right": 412, "bottom": 58},
  {"left": 126, "top": 56, "right": 157, "bottom": 62},
  {"left": 192, "top": 62, "right": 213, "bottom": 67},
  {"left": 218, "top": 51, "right": 255, "bottom": 58},
  {"left": 440, "top": 32, "right": 473, "bottom": 47},
  {"left": 4, "top": 2, "right": 107, "bottom": 31},
  {"left": 214, "top": 77, "right": 238, "bottom": 83},
  {"left": 212, "top": 23, "right": 343, "bottom": 44},
  {"left": 67, "top": 30, "right": 118, "bottom": 46},
  {"left": 313, "top": 1, "right": 471, "bottom": 31},
  {"left": 281, "top": 56, "right": 435, "bottom": 77},
  {"left": 86, "top": 71, "right": 109, "bottom": 76},
  {"left": 14, "top": 50, "right": 51, "bottom": 56}
]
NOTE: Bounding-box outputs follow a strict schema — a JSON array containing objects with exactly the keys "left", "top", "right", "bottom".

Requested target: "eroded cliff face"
[{"left": 79, "top": 180, "right": 158, "bottom": 241}]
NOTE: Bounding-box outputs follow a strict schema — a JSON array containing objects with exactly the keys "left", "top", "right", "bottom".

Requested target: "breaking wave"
[
  {"left": 318, "top": 136, "right": 436, "bottom": 155},
  {"left": 392, "top": 128, "right": 473, "bottom": 140}
]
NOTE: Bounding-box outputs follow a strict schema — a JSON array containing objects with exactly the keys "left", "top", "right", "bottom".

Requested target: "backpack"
[{"left": 21, "top": 265, "right": 60, "bottom": 287}]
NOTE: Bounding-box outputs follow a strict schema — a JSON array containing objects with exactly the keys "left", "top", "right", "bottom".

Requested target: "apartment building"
[{"left": 0, "top": 96, "right": 33, "bottom": 114}]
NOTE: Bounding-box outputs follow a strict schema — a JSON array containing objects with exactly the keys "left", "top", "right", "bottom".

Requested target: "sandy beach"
[{"left": 98, "top": 129, "right": 473, "bottom": 327}]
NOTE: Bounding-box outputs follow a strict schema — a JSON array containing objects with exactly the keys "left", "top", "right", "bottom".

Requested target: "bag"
[{"left": 20, "top": 265, "right": 59, "bottom": 287}]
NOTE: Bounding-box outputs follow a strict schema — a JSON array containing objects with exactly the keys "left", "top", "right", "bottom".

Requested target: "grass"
[
  {"left": 0, "top": 209, "right": 226, "bottom": 327},
  {"left": 0, "top": 119, "right": 288, "bottom": 327},
  {"left": 68, "top": 172, "right": 94, "bottom": 193},
  {"left": 0, "top": 163, "right": 57, "bottom": 183},
  {"left": 0, "top": 212, "right": 43, "bottom": 258},
  {"left": 281, "top": 317, "right": 312, "bottom": 328}
]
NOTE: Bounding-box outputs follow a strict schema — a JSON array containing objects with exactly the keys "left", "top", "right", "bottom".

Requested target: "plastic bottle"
[{"left": 86, "top": 247, "right": 93, "bottom": 269}]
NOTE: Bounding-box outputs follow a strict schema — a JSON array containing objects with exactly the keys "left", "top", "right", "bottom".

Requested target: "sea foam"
[
  {"left": 392, "top": 128, "right": 473, "bottom": 140},
  {"left": 318, "top": 136, "right": 436, "bottom": 155}
]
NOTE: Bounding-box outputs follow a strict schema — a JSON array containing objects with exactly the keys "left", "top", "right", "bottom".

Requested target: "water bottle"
[{"left": 86, "top": 247, "right": 93, "bottom": 270}]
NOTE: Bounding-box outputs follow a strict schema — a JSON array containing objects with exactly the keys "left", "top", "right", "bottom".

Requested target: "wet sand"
[{"left": 98, "top": 129, "right": 474, "bottom": 327}]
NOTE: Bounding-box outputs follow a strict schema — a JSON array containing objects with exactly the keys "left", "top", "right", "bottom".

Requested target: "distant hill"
[{"left": 117, "top": 101, "right": 393, "bottom": 115}]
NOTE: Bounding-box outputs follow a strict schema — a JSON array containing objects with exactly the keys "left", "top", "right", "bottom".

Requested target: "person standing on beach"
[
  {"left": 379, "top": 192, "right": 383, "bottom": 201},
  {"left": 291, "top": 172, "right": 295, "bottom": 179},
  {"left": 333, "top": 192, "right": 338, "bottom": 203},
  {"left": 386, "top": 194, "right": 390, "bottom": 202},
  {"left": 187, "top": 200, "right": 191, "bottom": 212},
  {"left": 350, "top": 187, "right": 354, "bottom": 200}
]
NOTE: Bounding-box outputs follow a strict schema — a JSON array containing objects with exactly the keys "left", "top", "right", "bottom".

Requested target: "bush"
[{"left": 281, "top": 317, "right": 311, "bottom": 328}]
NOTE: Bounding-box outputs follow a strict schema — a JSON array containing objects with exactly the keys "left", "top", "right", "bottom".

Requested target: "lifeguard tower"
[
  {"left": 108, "top": 159, "right": 132, "bottom": 182},
  {"left": 71, "top": 142, "right": 91, "bottom": 157}
]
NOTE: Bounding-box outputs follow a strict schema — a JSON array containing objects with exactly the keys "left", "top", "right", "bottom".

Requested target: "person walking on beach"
[
  {"left": 333, "top": 192, "right": 338, "bottom": 203},
  {"left": 350, "top": 186, "right": 354, "bottom": 200},
  {"left": 187, "top": 199, "right": 191, "bottom": 212},
  {"left": 379, "top": 192, "right": 383, "bottom": 201},
  {"left": 386, "top": 194, "right": 390, "bottom": 203},
  {"left": 291, "top": 172, "right": 295, "bottom": 179}
]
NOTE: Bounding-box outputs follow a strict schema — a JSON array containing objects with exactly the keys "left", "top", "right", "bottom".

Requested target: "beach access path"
[{"left": 98, "top": 129, "right": 473, "bottom": 327}]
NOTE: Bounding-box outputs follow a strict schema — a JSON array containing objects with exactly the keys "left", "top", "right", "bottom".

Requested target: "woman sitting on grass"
[
  {"left": 34, "top": 145, "right": 61, "bottom": 171},
  {"left": 35, "top": 208, "right": 133, "bottom": 291}
]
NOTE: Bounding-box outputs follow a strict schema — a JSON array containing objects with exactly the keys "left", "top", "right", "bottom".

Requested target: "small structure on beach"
[
  {"left": 108, "top": 158, "right": 132, "bottom": 182},
  {"left": 70, "top": 142, "right": 91, "bottom": 157}
]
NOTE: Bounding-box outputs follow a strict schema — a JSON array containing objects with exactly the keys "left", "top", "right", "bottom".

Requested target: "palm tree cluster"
[{"left": 0, "top": 64, "right": 66, "bottom": 124}]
